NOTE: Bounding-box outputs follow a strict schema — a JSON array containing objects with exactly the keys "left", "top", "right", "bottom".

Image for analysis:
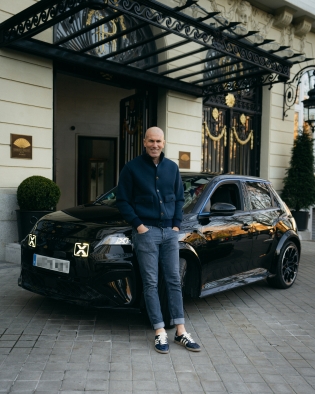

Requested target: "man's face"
[{"left": 143, "top": 128, "right": 165, "bottom": 160}]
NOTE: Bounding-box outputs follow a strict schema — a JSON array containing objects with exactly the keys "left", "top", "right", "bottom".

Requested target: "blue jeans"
[{"left": 132, "top": 226, "right": 185, "bottom": 329}]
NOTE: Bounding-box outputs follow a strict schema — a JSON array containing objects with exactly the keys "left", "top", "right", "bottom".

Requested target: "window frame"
[
  {"left": 200, "top": 180, "right": 245, "bottom": 213},
  {"left": 244, "top": 181, "right": 276, "bottom": 211}
]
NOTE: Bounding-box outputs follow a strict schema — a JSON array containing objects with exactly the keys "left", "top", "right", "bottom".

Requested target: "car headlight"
[{"left": 97, "top": 234, "right": 131, "bottom": 246}]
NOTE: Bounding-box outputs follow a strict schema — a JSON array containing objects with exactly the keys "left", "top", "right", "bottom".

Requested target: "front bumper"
[{"left": 20, "top": 234, "right": 140, "bottom": 308}]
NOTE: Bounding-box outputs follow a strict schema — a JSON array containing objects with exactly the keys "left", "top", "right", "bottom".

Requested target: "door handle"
[{"left": 241, "top": 224, "right": 251, "bottom": 231}]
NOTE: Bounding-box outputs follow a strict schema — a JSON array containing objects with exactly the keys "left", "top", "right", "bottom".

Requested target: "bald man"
[{"left": 117, "top": 127, "right": 200, "bottom": 354}]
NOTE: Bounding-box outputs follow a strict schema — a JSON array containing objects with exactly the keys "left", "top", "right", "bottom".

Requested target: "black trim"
[
  {"left": 0, "top": 0, "right": 303, "bottom": 97},
  {"left": 9, "top": 38, "right": 202, "bottom": 97}
]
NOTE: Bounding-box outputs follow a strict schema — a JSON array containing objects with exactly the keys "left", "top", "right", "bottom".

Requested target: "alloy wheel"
[{"left": 281, "top": 244, "right": 299, "bottom": 285}]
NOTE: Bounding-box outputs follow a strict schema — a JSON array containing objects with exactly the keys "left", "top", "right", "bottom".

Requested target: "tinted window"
[
  {"left": 95, "top": 188, "right": 117, "bottom": 207},
  {"left": 182, "top": 176, "right": 212, "bottom": 213},
  {"left": 95, "top": 176, "right": 212, "bottom": 213},
  {"left": 246, "top": 182, "right": 273, "bottom": 210},
  {"left": 202, "top": 183, "right": 242, "bottom": 212}
]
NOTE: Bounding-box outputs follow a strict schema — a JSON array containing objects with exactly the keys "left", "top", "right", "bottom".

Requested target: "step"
[{"left": 5, "top": 243, "right": 21, "bottom": 265}]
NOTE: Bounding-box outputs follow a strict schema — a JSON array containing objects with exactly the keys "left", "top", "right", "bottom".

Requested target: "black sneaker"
[
  {"left": 174, "top": 332, "right": 201, "bottom": 352},
  {"left": 154, "top": 332, "right": 169, "bottom": 354}
]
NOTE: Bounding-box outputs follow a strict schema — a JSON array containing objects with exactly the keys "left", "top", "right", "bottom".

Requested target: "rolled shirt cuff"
[
  {"left": 131, "top": 217, "right": 143, "bottom": 229},
  {"left": 172, "top": 219, "right": 182, "bottom": 229}
]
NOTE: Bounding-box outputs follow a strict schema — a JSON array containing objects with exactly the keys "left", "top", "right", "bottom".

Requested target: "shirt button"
[
  {"left": 156, "top": 176, "right": 159, "bottom": 179},
  {"left": 161, "top": 213, "right": 164, "bottom": 216},
  {"left": 160, "top": 201, "right": 162, "bottom": 203},
  {"left": 157, "top": 189, "right": 159, "bottom": 192}
]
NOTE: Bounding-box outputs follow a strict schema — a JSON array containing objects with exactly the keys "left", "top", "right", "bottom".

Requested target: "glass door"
[{"left": 77, "top": 137, "right": 117, "bottom": 204}]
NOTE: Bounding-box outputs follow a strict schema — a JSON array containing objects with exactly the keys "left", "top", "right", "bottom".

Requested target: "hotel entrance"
[{"left": 53, "top": 71, "right": 157, "bottom": 209}]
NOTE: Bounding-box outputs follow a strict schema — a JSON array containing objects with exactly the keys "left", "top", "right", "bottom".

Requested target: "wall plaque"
[
  {"left": 11, "top": 134, "right": 32, "bottom": 159},
  {"left": 179, "top": 151, "right": 190, "bottom": 169}
]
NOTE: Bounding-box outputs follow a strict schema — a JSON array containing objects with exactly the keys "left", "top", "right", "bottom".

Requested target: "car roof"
[{"left": 180, "top": 172, "right": 270, "bottom": 183}]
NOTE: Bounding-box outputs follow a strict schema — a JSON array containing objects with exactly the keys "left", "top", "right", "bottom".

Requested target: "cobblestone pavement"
[{"left": 1, "top": 241, "right": 315, "bottom": 394}]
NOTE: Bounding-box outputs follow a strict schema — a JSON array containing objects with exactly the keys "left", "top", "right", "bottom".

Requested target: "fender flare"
[
  {"left": 270, "top": 230, "right": 301, "bottom": 274},
  {"left": 179, "top": 242, "right": 202, "bottom": 297}
]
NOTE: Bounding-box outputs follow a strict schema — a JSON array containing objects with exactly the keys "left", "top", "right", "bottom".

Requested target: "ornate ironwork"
[
  {"left": 204, "top": 93, "right": 260, "bottom": 113},
  {"left": 0, "top": 0, "right": 94, "bottom": 46},
  {"left": 0, "top": 0, "right": 304, "bottom": 97},
  {"left": 104, "top": 0, "right": 291, "bottom": 80},
  {"left": 54, "top": 8, "right": 157, "bottom": 68},
  {"left": 211, "top": 37, "right": 290, "bottom": 77},
  {"left": 203, "top": 73, "right": 279, "bottom": 96},
  {"left": 282, "top": 65, "right": 315, "bottom": 119}
]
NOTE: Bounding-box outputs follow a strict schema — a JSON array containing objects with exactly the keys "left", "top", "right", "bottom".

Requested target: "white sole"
[{"left": 174, "top": 340, "right": 201, "bottom": 352}]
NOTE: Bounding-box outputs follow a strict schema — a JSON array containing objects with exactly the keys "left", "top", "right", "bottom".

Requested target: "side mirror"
[
  {"left": 210, "top": 202, "right": 236, "bottom": 216},
  {"left": 197, "top": 211, "right": 211, "bottom": 224}
]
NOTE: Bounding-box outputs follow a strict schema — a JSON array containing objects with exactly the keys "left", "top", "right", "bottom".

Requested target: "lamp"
[
  {"left": 302, "top": 85, "right": 315, "bottom": 133},
  {"left": 283, "top": 65, "right": 315, "bottom": 120},
  {"left": 88, "top": 0, "right": 105, "bottom": 10}
]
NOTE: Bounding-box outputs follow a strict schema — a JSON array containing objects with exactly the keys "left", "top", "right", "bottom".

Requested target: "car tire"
[
  {"left": 267, "top": 241, "right": 299, "bottom": 289},
  {"left": 158, "top": 258, "right": 187, "bottom": 329}
]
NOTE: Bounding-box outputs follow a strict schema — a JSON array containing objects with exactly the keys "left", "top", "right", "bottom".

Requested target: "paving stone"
[
  {"left": 16, "top": 370, "right": 42, "bottom": 380},
  {"left": 10, "top": 380, "right": 38, "bottom": 391},
  {"left": 0, "top": 381, "right": 13, "bottom": 392},
  {"left": 35, "top": 380, "right": 62, "bottom": 391},
  {"left": 85, "top": 379, "right": 108, "bottom": 390},
  {"left": 1, "top": 241, "right": 315, "bottom": 393},
  {"left": 201, "top": 380, "right": 227, "bottom": 392},
  {"left": 109, "top": 370, "right": 132, "bottom": 380}
]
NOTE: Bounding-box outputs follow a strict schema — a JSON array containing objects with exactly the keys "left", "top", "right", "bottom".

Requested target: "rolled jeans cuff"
[
  {"left": 153, "top": 321, "right": 165, "bottom": 330},
  {"left": 170, "top": 318, "right": 185, "bottom": 326}
]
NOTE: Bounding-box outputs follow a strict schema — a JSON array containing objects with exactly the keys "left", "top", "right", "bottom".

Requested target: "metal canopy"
[{"left": 0, "top": 0, "right": 310, "bottom": 97}]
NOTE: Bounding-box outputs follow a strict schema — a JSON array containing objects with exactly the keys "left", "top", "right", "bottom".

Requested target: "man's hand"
[
  {"left": 137, "top": 224, "right": 149, "bottom": 234},
  {"left": 172, "top": 227, "right": 179, "bottom": 231}
]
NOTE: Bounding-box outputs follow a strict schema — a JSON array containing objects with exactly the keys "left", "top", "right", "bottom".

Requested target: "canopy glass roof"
[{"left": 0, "top": 0, "right": 310, "bottom": 97}]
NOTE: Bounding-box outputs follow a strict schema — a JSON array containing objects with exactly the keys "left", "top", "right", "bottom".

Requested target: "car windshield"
[{"left": 95, "top": 174, "right": 213, "bottom": 213}]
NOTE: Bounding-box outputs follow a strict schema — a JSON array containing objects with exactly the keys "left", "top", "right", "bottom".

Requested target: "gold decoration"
[
  {"left": 240, "top": 114, "right": 246, "bottom": 125},
  {"left": 100, "top": 72, "right": 113, "bottom": 80},
  {"left": 212, "top": 108, "right": 219, "bottom": 121},
  {"left": 123, "top": 117, "right": 142, "bottom": 135},
  {"left": 231, "top": 127, "right": 254, "bottom": 149},
  {"left": 119, "top": 15, "right": 126, "bottom": 30},
  {"left": 225, "top": 93, "right": 235, "bottom": 107},
  {"left": 180, "top": 153, "right": 190, "bottom": 161},
  {"left": 179, "top": 151, "right": 191, "bottom": 169},
  {"left": 13, "top": 138, "right": 31, "bottom": 149},
  {"left": 86, "top": 10, "right": 117, "bottom": 53},
  {"left": 203, "top": 122, "right": 227, "bottom": 146}
]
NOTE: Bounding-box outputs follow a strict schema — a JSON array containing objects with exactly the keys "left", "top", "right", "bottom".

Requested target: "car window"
[
  {"left": 182, "top": 176, "right": 211, "bottom": 213},
  {"left": 245, "top": 182, "right": 273, "bottom": 210},
  {"left": 95, "top": 176, "right": 212, "bottom": 213},
  {"left": 95, "top": 188, "right": 118, "bottom": 207},
  {"left": 203, "top": 182, "right": 242, "bottom": 212}
]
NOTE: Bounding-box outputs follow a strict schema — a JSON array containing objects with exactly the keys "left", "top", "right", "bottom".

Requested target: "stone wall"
[{"left": 0, "top": 1, "right": 53, "bottom": 260}]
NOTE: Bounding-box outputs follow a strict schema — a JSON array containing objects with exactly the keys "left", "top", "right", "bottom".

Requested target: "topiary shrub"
[
  {"left": 17, "top": 176, "right": 61, "bottom": 211},
  {"left": 281, "top": 128, "right": 315, "bottom": 212}
]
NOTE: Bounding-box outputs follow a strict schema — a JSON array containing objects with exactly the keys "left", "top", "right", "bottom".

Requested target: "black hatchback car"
[{"left": 20, "top": 173, "right": 300, "bottom": 325}]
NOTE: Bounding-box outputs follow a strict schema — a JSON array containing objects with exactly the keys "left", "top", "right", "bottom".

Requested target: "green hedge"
[{"left": 17, "top": 176, "right": 61, "bottom": 211}]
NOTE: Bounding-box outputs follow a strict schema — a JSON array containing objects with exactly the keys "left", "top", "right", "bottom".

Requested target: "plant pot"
[
  {"left": 291, "top": 210, "right": 309, "bottom": 231},
  {"left": 16, "top": 210, "right": 51, "bottom": 242}
]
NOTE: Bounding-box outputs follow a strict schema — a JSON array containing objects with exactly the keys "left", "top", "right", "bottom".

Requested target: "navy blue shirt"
[{"left": 116, "top": 152, "right": 184, "bottom": 229}]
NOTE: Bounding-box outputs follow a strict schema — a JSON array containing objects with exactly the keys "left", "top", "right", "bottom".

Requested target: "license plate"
[{"left": 33, "top": 254, "right": 70, "bottom": 274}]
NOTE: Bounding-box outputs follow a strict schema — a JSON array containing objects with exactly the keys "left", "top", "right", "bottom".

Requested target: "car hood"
[{"left": 34, "top": 205, "right": 130, "bottom": 240}]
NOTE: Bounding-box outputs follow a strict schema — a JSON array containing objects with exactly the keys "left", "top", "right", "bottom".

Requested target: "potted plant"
[
  {"left": 281, "top": 127, "right": 315, "bottom": 231},
  {"left": 16, "top": 176, "right": 61, "bottom": 241}
]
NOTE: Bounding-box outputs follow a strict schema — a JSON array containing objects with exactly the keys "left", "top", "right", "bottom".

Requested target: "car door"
[
  {"left": 197, "top": 181, "right": 255, "bottom": 286},
  {"left": 244, "top": 181, "right": 279, "bottom": 270}
]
